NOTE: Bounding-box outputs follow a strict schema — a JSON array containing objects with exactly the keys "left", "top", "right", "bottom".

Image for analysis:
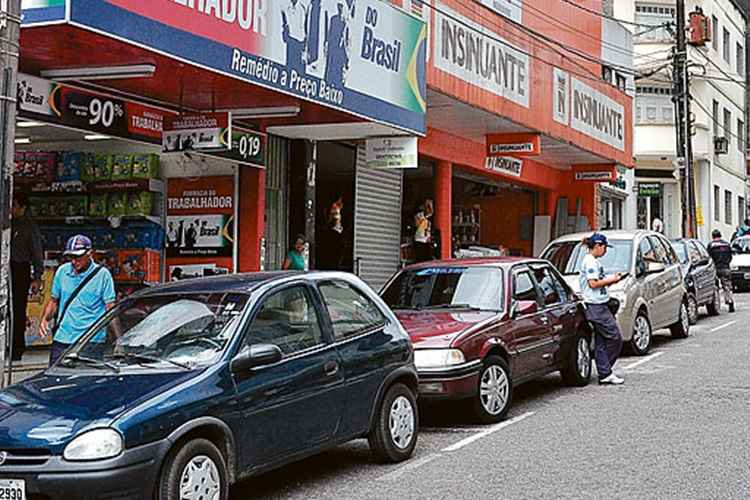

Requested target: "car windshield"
[
  {"left": 671, "top": 242, "right": 689, "bottom": 264},
  {"left": 733, "top": 238, "right": 750, "bottom": 253},
  {"left": 381, "top": 266, "right": 504, "bottom": 311},
  {"left": 542, "top": 239, "right": 633, "bottom": 275},
  {"left": 60, "top": 292, "right": 250, "bottom": 371}
]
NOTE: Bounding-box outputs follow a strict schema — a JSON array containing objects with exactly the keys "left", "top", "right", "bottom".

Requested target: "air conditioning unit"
[{"left": 714, "top": 136, "right": 729, "bottom": 154}]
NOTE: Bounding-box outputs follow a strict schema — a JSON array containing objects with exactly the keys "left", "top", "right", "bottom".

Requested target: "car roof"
[
  {"left": 134, "top": 271, "right": 341, "bottom": 297},
  {"left": 403, "top": 257, "right": 548, "bottom": 270},
  {"left": 549, "top": 229, "right": 652, "bottom": 243}
]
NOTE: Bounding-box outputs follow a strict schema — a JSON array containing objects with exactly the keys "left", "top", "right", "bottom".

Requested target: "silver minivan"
[{"left": 541, "top": 230, "right": 690, "bottom": 355}]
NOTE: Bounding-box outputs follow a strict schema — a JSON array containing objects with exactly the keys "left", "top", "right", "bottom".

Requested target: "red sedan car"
[{"left": 381, "top": 258, "right": 592, "bottom": 423}]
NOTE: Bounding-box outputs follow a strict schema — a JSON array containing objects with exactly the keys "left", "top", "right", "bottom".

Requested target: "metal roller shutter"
[{"left": 354, "top": 147, "right": 403, "bottom": 291}]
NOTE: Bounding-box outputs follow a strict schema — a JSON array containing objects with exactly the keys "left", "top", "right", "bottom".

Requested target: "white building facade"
[{"left": 615, "top": 0, "right": 748, "bottom": 240}]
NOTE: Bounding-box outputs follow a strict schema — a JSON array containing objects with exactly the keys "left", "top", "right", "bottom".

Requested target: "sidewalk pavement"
[{"left": 5, "top": 349, "right": 48, "bottom": 385}]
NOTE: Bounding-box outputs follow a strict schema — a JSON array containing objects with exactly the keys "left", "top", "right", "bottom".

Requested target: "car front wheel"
[
  {"left": 472, "top": 356, "right": 513, "bottom": 424},
  {"left": 158, "top": 438, "right": 228, "bottom": 500},
  {"left": 629, "top": 310, "right": 652, "bottom": 356},
  {"left": 368, "top": 383, "right": 418, "bottom": 463},
  {"left": 670, "top": 300, "right": 690, "bottom": 339}
]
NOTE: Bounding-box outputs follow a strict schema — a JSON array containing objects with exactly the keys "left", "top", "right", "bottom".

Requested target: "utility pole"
[
  {"left": 0, "top": 0, "right": 20, "bottom": 387},
  {"left": 673, "top": 0, "right": 697, "bottom": 238}
]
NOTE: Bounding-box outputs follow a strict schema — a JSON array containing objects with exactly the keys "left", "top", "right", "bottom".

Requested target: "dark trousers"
[
  {"left": 286, "top": 37, "right": 305, "bottom": 76},
  {"left": 584, "top": 303, "right": 623, "bottom": 380},
  {"left": 10, "top": 261, "right": 31, "bottom": 360},
  {"left": 49, "top": 341, "right": 71, "bottom": 367}
]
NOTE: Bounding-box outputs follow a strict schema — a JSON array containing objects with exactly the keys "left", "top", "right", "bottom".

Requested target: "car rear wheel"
[
  {"left": 706, "top": 287, "right": 721, "bottom": 316},
  {"left": 687, "top": 294, "right": 699, "bottom": 325},
  {"left": 670, "top": 300, "right": 690, "bottom": 339},
  {"left": 158, "top": 438, "right": 228, "bottom": 500},
  {"left": 629, "top": 310, "right": 652, "bottom": 356},
  {"left": 560, "top": 335, "right": 592, "bottom": 386},
  {"left": 472, "top": 356, "right": 513, "bottom": 424},
  {"left": 368, "top": 383, "right": 418, "bottom": 463}
]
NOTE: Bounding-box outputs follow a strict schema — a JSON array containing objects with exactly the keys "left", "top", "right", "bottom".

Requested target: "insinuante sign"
[
  {"left": 434, "top": 3, "right": 529, "bottom": 108},
  {"left": 570, "top": 77, "right": 625, "bottom": 151}
]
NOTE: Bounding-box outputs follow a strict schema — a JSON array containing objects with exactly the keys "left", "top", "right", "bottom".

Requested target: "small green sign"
[{"left": 638, "top": 182, "right": 662, "bottom": 197}]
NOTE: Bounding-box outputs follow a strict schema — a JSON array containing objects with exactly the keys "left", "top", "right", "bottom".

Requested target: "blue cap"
[
  {"left": 64, "top": 235, "right": 93, "bottom": 257},
  {"left": 590, "top": 232, "right": 612, "bottom": 247}
]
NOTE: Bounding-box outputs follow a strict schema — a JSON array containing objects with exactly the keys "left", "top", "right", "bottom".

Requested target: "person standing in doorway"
[
  {"left": 707, "top": 229, "right": 735, "bottom": 313},
  {"left": 579, "top": 233, "right": 627, "bottom": 385},
  {"left": 413, "top": 199, "right": 434, "bottom": 262},
  {"left": 651, "top": 217, "right": 664, "bottom": 234},
  {"left": 10, "top": 192, "right": 43, "bottom": 361},
  {"left": 39, "top": 235, "right": 116, "bottom": 366},
  {"left": 283, "top": 235, "right": 308, "bottom": 271}
]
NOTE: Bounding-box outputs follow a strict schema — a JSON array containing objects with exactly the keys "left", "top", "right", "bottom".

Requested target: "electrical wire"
[
  {"left": 560, "top": 0, "right": 671, "bottom": 29},
  {"left": 690, "top": 93, "right": 745, "bottom": 144}
]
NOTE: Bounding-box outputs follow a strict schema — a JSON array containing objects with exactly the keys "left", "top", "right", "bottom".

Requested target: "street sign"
[{"left": 366, "top": 136, "right": 418, "bottom": 169}]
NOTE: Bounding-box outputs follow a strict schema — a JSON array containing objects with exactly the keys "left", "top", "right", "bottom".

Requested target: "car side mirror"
[
  {"left": 512, "top": 300, "right": 538, "bottom": 318},
  {"left": 646, "top": 262, "right": 666, "bottom": 274},
  {"left": 230, "top": 344, "right": 283, "bottom": 373}
]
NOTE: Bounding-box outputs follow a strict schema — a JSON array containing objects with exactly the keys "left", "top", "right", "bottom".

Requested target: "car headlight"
[
  {"left": 731, "top": 263, "right": 739, "bottom": 271},
  {"left": 414, "top": 349, "right": 465, "bottom": 369},
  {"left": 63, "top": 428, "right": 123, "bottom": 461}
]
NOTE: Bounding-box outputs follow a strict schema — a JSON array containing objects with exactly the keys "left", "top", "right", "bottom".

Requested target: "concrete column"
[
  {"left": 435, "top": 161, "right": 452, "bottom": 259},
  {"left": 238, "top": 166, "right": 266, "bottom": 272}
]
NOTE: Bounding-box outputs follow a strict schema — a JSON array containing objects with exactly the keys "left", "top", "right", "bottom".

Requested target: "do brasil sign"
[{"left": 65, "top": 0, "right": 427, "bottom": 135}]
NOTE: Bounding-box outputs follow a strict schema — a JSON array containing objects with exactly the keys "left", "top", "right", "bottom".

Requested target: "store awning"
[{"left": 20, "top": 0, "right": 428, "bottom": 138}]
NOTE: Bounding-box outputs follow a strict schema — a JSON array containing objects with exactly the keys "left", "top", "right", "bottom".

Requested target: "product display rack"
[{"left": 452, "top": 206, "right": 481, "bottom": 246}]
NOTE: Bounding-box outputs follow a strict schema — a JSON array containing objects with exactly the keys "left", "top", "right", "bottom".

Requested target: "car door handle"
[{"left": 324, "top": 361, "right": 339, "bottom": 377}]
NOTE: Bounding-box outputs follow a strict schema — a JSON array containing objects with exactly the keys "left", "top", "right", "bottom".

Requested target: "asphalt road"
[{"left": 230, "top": 294, "right": 750, "bottom": 500}]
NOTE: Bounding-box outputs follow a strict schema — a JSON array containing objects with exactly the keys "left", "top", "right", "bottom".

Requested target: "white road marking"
[
  {"left": 621, "top": 351, "right": 664, "bottom": 371},
  {"left": 710, "top": 320, "right": 736, "bottom": 332},
  {"left": 441, "top": 412, "right": 535, "bottom": 452},
  {"left": 377, "top": 453, "right": 442, "bottom": 481}
]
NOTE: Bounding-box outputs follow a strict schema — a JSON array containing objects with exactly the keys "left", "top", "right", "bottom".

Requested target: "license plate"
[
  {"left": 0, "top": 480, "right": 25, "bottom": 500},
  {"left": 744, "top": 273, "right": 750, "bottom": 280}
]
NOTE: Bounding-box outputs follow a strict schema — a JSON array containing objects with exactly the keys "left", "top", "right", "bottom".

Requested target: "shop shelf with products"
[{"left": 452, "top": 206, "right": 481, "bottom": 247}]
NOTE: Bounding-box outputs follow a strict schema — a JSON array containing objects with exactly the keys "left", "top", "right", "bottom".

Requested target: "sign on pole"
[{"left": 365, "top": 137, "right": 418, "bottom": 169}]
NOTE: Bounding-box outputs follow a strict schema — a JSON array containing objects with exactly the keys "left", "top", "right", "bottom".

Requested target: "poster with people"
[{"left": 166, "top": 176, "right": 235, "bottom": 280}]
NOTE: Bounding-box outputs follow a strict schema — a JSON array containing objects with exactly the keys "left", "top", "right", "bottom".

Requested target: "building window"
[
  {"left": 636, "top": 86, "right": 674, "bottom": 125},
  {"left": 602, "top": 66, "right": 613, "bottom": 84},
  {"left": 712, "top": 15, "right": 719, "bottom": 51},
  {"left": 714, "top": 185, "right": 721, "bottom": 221},
  {"left": 737, "top": 43, "right": 745, "bottom": 75},
  {"left": 616, "top": 74, "right": 627, "bottom": 91},
  {"left": 723, "top": 27, "right": 731, "bottom": 63},
  {"left": 724, "top": 108, "right": 732, "bottom": 146},
  {"left": 635, "top": 4, "right": 676, "bottom": 42},
  {"left": 725, "top": 190, "right": 733, "bottom": 225},
  {"left": 738, "top": 119, "right": 745, "bottom": 151},
  {"left": 713, "top": 100, "right": 720, "bottom": 136},
  {"left": 739, "top": 196, "right": 746, "bottom": 223}
]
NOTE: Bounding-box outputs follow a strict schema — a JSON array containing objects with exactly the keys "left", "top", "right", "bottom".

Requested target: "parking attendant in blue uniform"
[{"left": 40, "top": 234, "right": 116, "bottom": 366}]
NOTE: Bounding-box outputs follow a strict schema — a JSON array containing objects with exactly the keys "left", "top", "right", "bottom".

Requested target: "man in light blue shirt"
[{"left": 40, "top": 235, "right": 116, "bottom": 366}]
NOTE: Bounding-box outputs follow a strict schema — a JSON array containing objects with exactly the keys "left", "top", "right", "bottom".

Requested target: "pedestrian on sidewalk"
[
  {"left": 10, "top": 192, "right": 44, "bottom": 362},
  {"left": 707, "top": 229, "right": 735, "bottom": 313},
  {"left": 283, "top": 234, "right": 308, "bottom": 271},
  {"left": 579, "top": 233, "right": 627, "bottom": 385},
  {"left": 39, "top": 235, "right": 116, "bottom": 366}
]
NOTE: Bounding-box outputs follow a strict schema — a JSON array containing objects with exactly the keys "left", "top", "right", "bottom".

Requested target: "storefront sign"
[
  {"left": 163, "top": 113, "right": 231, "bottom": 153},
  {"left": 696, "top": 205, "right": 704, "bottom": 226},
  {"left": 485, "top": 156, "right": 523, "bottom": 177},
  {"left": 21, "top": 0, "right": 66, "bottom": 25},
  {"left": 210, "top": 127, "right": 266, "bottom": 168},
  {"left": 366, "top": 136, "right": 418, "bottom": 169},
  {"left": 571, "top": 77, "right": 625, "bottom": 151},
  {"left": 166, "top": 176, "right": 235, "bottom": 259},
  {"left": 575, "top": 171, "right": 613, "bottom": 181},
  {"left": 638, "top": 182, "right": 662, "bottom": 197},
  {"left": 486, "top": 133, "right": 540, "bottom": 156},
  {"left": 478, "top": 0, "right": 522, "bottom": 23},
  {"left": 434, "top": 3, "right": 529, "bottom": 108},
  {"left": 67, "top": 0, "right": 428, "bottom": 135},
  {"left": 552, "top": 67, "right": 570, "bottom": 126},
  {"left": 17, "top": 73, "right": 176, "bottom": 144}
]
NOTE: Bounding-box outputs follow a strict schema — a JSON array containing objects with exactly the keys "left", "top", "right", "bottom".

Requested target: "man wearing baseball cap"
[{"left": 40, "top": 235, "right": 116, "bottom": 366}]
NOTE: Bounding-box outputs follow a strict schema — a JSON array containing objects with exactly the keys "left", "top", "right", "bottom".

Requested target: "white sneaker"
[{"left": 599, "top": 373, "right": 625, "bottom": 385}]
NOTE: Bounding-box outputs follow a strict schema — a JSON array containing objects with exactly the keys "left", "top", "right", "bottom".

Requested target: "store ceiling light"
[
  {"left": 228, "top": 106, "right": 301, "bottom": 119},
  {"left": 84, "top": 134, "right": 111, "bottom": 141},
  {"left": 41, "top": 64, "right": 156, "bottom": 81},
  {"left": 15, "top": 138, "right": 31, "bottom": 144},
  {"left": 17, "top": 121, "right": 45, "bottom": 128}
]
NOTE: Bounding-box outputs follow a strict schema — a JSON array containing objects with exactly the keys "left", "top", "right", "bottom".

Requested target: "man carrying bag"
[{"left": 40, "top": 235, "right": 116, "bottom": 366}]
